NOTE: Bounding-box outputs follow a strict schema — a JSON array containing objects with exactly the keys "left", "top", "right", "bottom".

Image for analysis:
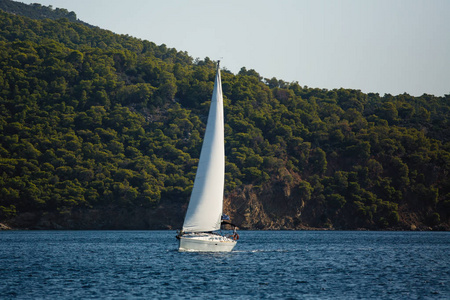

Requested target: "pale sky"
[{"left": 19, "top": 0, "right": 450, "bottom": 96}]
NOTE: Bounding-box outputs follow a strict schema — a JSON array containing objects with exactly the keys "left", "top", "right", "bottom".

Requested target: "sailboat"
[{"left": 176, "top": 61, "right": 238, "bottom": 252}]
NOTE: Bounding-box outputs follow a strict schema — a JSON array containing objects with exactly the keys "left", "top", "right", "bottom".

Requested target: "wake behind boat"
[{"left": 177, "top": 61, "right": 238, "bottom": 252}]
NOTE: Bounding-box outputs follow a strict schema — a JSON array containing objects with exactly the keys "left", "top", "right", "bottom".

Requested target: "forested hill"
[
  {"left": 0, "top": 0, "right": 92, "bottom": 27},
  {"left": 0, "top": 2, "right": 449, "bottom": 231}
]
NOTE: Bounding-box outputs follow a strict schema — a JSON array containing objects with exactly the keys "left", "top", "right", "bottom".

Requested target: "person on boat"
[{"left": 232, "top": 227, "right": 239, "bottom": 240}]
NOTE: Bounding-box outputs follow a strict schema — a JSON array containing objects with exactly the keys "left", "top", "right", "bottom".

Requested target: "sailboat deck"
[{"left": 182, "top": 232, "right": 234, "bottom": 242}]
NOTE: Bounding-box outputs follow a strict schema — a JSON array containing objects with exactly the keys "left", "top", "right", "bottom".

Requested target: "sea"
[{"left": 0, "top": 230, "right": 449, "bottom": 299}]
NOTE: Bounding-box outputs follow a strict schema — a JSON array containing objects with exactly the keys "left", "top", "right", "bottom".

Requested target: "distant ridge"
[{"left": 0, "top": 0, "right": 93, "bottom": 27}]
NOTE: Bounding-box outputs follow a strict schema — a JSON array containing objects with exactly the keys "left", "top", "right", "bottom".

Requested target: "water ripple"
[{"left": 0, "top": 230, "right": 449, "bottom": 299}]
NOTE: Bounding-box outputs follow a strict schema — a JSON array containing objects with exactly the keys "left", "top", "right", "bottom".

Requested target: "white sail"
[{"left": 182, "top": 65, "right": 225, "bottom": 233}]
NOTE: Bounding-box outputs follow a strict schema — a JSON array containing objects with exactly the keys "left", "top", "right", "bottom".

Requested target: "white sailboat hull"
[{"left": 178, "top": 233, "right": 237, "bottom": 252}]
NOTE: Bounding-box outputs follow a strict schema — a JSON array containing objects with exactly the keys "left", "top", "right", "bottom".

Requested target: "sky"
[{"left": 19, "top": 0, "right": 450, "bottom": 97}]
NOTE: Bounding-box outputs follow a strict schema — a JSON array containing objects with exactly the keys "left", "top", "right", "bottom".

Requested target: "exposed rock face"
[
  {"left": 0, "top": 223, "right": 12, "bottom": 230},
  {"left": 225, "top": 185, "right": 301, "bottom": 230}
]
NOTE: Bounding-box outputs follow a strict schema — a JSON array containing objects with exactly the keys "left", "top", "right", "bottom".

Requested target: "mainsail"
[{"left": 182, "top": 64, "right": 225, "bottom": 233}]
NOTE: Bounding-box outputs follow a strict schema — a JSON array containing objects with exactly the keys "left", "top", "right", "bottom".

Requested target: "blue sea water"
[{"left": 0, "top": 231, "right": 449, "bottom": 299}]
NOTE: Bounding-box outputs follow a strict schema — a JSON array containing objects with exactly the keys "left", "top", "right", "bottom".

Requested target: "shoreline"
[{"left": 2, "top": 222, "right": 447, "bottom": 232}]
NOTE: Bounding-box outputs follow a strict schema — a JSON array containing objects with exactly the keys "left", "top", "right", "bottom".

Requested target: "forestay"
[{"left": 182, "top": 66, "right": 225, "bottom": 233}]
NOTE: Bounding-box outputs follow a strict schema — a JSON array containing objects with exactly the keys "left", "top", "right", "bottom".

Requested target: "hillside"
[
  {"left": 0, "top": 2, "right": 449, "bottom": 230},
  {"left": 0, "top": 0, "right": 92, "bottom": 27}
]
